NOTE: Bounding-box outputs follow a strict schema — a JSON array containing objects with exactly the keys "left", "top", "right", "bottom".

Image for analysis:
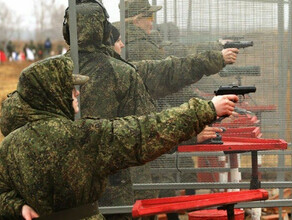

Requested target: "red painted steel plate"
[
  {"left": 214, "top": 115, "right": 259, "bottom": 128},
  {"left": 178, "top": 137, "right": 287, "bottom": 152},
  {"left": 132, "top": 189, "right": 268, "bottom": 217},
  {"left": 221, "top": 127, "right": 262, "bottom": 138},
  {"left": 242, "top": 105, "right": 277, "bottom": 113}
]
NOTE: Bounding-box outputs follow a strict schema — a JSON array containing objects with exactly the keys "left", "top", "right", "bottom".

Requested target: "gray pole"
[
  {"left": 120, "top": 0, "right": 126, "bottom": 59},
  {"left": 152, "top": 0, "right": 157, "bottom": 29},
  {"left": 277, "top": 1, "right": 286, "bottom": 219},
  {"left": 187, "top": 0, "right": 192, "bottom": 37},
  {"left": 208, "top": 0, "right": 212, "bottom": 41},
  {"left": 288, "top": 5, "right": 292, "bottom": 207},
  {"left": 278, "top": 0, "right": 287, "bottom": 139},
  {"left": 164, "top": 0, "right": 168, "bottom": 41},
  {"left": 174, "top": 0, "right": 177, "bottom": 26},
  {"left": 289, "top": 0, "right": 292, "bottom": 146},
  {"left": 68, "top": 0, "right": 81, "bottom": 120},
  {"left": 216, "top": 0, "right": 219, "bottom": 36}
]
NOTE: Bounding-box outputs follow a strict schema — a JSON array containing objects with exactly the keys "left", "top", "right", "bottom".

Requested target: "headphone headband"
[
  {"left": 93, "top": 0, "right": 109, "bottom": 19},
  {"left": 63, "top": 0, "right": 112, "bottom": 45}
]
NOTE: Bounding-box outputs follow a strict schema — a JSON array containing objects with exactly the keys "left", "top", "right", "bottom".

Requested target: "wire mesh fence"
[{"left": 98, "top": 0, "right": 292, "bottom": 212}]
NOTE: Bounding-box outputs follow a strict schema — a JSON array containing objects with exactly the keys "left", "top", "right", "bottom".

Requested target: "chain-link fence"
[{"left": 98, "top": 0, "right": 292, "bottom": 217}]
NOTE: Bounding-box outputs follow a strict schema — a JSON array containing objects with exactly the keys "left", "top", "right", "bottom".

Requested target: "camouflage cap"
[
  {"left": 73, "top": 74, "right": 89, "bottom": 85},
  {"left": 123, "top": 0, "right": 162, "bottom": 18}
]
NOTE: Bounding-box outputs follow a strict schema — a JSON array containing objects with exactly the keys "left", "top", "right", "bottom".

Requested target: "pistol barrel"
[
  {"left": 214, "top": 85, "right": 256, "bottom": 96},
  {"left": 223, "top": 41, "right": 253, "bottom": 49}
]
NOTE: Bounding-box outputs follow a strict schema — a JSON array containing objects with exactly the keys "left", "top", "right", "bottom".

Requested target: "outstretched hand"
[
  {"left": 197, "top": 126, "right": 224, "bottom": 143},
  {"left": 222, "top": 48, "right": 239, "bottom": 64},
  {"left": 22, "top": 205, "right": 39, "bottom": 220},
  {"left": 211, "top": 95, "right": 239, "bottom": 117}
]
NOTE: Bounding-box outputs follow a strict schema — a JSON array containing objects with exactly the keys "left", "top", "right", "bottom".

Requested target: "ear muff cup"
[
  {"left": 63, "top": 1, "right": 111, "bottom": 46},
  {"left": 62, "top": 8, "right": 70, "bottom": 45},
  {"left": 102, "top": 21, "right": 112, "bottom": 44}
]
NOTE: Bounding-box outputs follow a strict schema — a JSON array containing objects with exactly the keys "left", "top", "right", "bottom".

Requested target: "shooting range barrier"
[{"left": 99, "top": 0, "right": 292, "bottom": 219}]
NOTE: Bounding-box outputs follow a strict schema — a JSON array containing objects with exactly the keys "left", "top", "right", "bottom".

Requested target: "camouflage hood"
[
  {"left": 0, "top": 56, "right": 75, "bottom": 136},
  {"left": 76, "top": 3, "right": 117, "bottom": 57}
]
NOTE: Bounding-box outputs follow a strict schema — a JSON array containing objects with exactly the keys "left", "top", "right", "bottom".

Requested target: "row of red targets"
[{"left": 132, "top": 104, "right": 287, "bottom": 219}]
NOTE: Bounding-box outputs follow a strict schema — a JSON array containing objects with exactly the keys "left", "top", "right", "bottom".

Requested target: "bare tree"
[
  {"left": 49, "top": 4, "right": 67, "bottom": 41},
  {"left": 0, "top": 0, "right": 23, "bottom": 57},
  {"left": 33, "top": 0, "right": 66, "bottom": 41},
  {"left": 0, "top": 1, "right": 18, "bottom": 41},
  {"left": 34, "top": 0, "right": 51, "bottom": 41}
]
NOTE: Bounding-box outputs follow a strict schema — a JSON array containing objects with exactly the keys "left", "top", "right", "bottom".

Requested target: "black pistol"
[
  {"left": 214, "top": 85, "right": 256, "bottom": 97},
  {"left": 223, "top": 41, "right": 253, "bottom": 49},
  {"left": 200, "top": 85, "right": 256, "bottom": 145}
]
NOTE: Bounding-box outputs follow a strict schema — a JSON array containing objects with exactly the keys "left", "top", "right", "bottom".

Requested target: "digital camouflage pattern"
[
  {"left": 0, "top": 72, "right": 87, "bottom": 137},
  {"left": 131, "top": 52, "right": 225, "bottom": 100},
  {"left": 114, "top": 21, "right": 165, "bottom": 61},
  {"left": 0, "top": 91, "right": 32, "bottom": 137},
  {"left": 120, "top": 11, "right": 226, "bottom": 206},
  {"left": 0, "top": 56, "right": 75, "bottom": 137},
  {"left": 69, "top": 3, "right": 157, "bottom": 210},
  {"left": 187, "top": 41, "right": 224, "bottom": 55},
  {"left": 0, "top": 54, "right": 217, "bottom": 219},
  {"left": 73, "top": 74, "right": 90, "bottom": 85},
  {"left": 67, "top": 2, "right": 226, "bottom": 212},
  {"left": 119, "top": 6, "right": 225, "bottom": 204},
  {"left": 151, "top": 23, "right": 188, "bottom": 58},
  {"left": 121, "top": 0, "right": 163, "bottom": 61},
  {"left": 125, "top": 22, "right": 165, "bottom": 61}
]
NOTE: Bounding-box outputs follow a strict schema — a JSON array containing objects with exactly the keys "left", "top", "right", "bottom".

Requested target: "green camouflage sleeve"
[
  {"left": 127, "top": 38, "right": 165, "bottom": 61},
  {"left": 133, "top": 51, "right": 225, "bottom": 99},
  {"left": 0, "top": 158, "right": 25, "bottom": 219},
  {"left": 78, "top": 98, "right": 216, "bottom": 176},
  {"left": 187, "top": 41, "right": 224, "bottom": 54}
]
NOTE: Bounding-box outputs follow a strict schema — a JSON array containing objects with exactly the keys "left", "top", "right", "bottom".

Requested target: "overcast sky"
[
  {"left": 102, "top": 0, "right": 121, "bottom": 22},
  {"left": 3, "top": 0, "right": 289, "bottom": 36},
  {"left": 6, "top": 0, "right": 121, "bottom": 23}
]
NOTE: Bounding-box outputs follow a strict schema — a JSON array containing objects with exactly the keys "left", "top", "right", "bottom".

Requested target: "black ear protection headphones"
[
  {"left": 63, "top": 7, "right": 70, "bottom": 45},
  {"left": 63, "top": 0, "right": 112, "bottom": 45}
]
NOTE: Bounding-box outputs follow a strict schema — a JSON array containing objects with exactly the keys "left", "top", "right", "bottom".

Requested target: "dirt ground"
[{"left": 0, "top": 61, "right": 32, "bottom": 142}]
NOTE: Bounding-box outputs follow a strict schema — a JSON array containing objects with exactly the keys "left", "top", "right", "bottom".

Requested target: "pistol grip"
[{"left": 199, "top": 133, "right": 224, "bottom": 145}]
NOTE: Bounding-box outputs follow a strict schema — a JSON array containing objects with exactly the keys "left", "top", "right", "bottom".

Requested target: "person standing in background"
[
  {"left": 6, "top": 40, "right": 15, "bottom": 61},
  {"left": 44, "top": 38, "right": 52, "bottom": 58},
  {"left": 114, "top": 0, "right": 164, "bottom": 61},
  {"left": 109, "top": 25, "right": 125, "bottom": 55}
]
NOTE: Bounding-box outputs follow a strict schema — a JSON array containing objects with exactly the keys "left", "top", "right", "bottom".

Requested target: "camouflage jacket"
[
  {"left": 124, "top": 22, "right": 165, "bottom": 61},
  {"left": 76, "top": 3, "right": 225, "bottom": 118},
  {"left": 0, "top": 55, "right": 217, "bottom": 219},
  {"left": 73, "top": 2, "right": 225, "bottom": 206}
]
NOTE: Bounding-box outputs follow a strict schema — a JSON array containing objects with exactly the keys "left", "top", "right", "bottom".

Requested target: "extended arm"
[
  {"left": 133, "top": 51, "right": 226, "bottom": 99},
  {"left": 79, "top": 95, "right": 238, "bottom": 176}
]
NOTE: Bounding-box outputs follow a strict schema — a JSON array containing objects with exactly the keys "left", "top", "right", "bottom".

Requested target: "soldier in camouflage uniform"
[
  {"left": 115, "top": 1, "right": 239, "bottom": 218},
  {"left": 114, "top": 0, "right": 164, "bottom": 61},
  {"left": 62, "top": 1, "right": 238, "bottom": 219},
  {"left": 109, "top": 25, "right": 125, "bottom": 56},
  {"left": 115, "top": 2, "right": 181, "bottom": 216},
  {"left": 0, "top": 52, "right": 238, "bottom": 219}
]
